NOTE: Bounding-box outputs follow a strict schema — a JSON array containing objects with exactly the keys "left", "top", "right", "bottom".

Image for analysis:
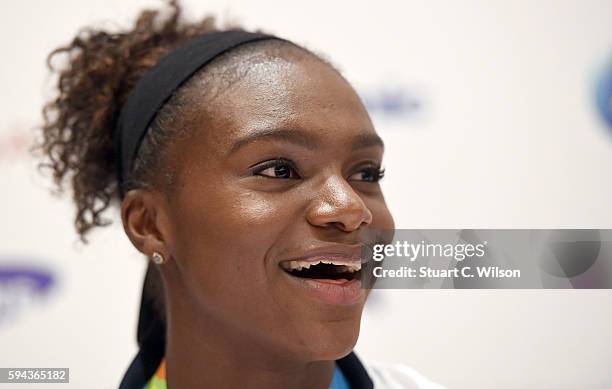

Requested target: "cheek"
[
  {"left": 167, "top": 182, "right": 312, "bottom": 349},
  {"left": 169, "top": 184, "right": 296, "bottom": 297}
]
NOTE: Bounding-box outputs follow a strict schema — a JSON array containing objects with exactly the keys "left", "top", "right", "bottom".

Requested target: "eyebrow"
[
  {"left": 350, "top": 133, "right": 385, "bottom": 150},
  {"left": 230, "top": 128, "right": 320, "bottom": 154},
  {"left": 229, "top": 127, "right": 385, "bottom": 154}
]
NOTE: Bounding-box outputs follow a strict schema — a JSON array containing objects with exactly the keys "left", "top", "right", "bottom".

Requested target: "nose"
[{"left": 306, "top": 175, "right": 373, "bottom": 232}]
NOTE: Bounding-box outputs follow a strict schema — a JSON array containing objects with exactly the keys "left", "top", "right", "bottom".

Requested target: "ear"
[{"left": 120, "top": 189, "right": 172, "bottom": 259}]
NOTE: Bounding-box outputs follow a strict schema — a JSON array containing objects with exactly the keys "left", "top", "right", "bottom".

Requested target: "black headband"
[{"left": 114, "top": 30, "right": 281, "bottom": 196}]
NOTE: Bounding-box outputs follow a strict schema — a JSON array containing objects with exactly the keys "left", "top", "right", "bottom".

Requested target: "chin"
[{"left": 299, "top": 318, "right": 362, "bottom": 361}]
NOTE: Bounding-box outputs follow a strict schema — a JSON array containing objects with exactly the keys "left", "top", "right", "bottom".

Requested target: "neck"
[{"left": 164, "top": 290, "right": 336, "bottom": 389}]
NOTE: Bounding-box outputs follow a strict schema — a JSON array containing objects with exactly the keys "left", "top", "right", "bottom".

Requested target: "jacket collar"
[{"left": 119, "top": 349, "right": 373, "bottom": 389}]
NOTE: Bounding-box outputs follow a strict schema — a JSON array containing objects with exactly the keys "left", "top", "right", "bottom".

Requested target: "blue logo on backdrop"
[
  {"left": 0, "top": 259, "right": 56, "bottom": 326},
  {"left": 595, "top": 58, "right": 612, "bottom": 129},
  {"left": 359, "top": 87, "right": 424, "bottom": 120}
]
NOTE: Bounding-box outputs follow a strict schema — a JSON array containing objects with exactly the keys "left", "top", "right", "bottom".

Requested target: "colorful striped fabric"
[
  {"left": 143, "top": 359, "right": 166, "bottom": 389},
  {"left": 143, "top": 358, "right": 350, "bottom": 389}
]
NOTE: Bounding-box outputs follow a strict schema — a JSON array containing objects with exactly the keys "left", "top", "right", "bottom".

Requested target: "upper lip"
[{"left": 278, "top": 243, "right": 364, "bottom": 265}]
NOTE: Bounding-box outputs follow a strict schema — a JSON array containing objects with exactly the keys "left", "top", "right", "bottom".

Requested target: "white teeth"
[
  {"left": 282, "top": 259, "right": 361, "bottom": 272},
  {"left": 290, "top": 262, "right": 312, "bottom": 271}
]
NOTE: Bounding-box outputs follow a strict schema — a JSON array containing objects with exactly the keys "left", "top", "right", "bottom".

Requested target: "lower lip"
[{"left": 282, "top": 272, "right": 364, "bottom": 305}]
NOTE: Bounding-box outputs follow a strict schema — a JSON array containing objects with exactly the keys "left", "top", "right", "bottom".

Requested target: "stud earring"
[{"left": 151, "top": 251, "right": 165, "bottom": 265}]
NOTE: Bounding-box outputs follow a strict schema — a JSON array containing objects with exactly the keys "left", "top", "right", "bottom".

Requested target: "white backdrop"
[{"left": 1, "top": 1, "right": 611, "bottom": 388}]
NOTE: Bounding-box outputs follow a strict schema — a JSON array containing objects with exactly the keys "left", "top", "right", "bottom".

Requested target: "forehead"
[{"left": 184, "top": 52, "right": 376, "bottom": 154}]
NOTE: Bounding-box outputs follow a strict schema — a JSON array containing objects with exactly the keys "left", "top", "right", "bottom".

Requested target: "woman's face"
[{"left": 158, "top": 50, "right": 395, "bottom": 362}]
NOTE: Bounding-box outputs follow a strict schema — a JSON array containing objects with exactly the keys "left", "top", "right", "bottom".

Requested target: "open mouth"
[
  {"left": 279, "top": 255, "right": 365, "bottom": 305},
  {"left": 280, "top": 259, "right": 361, "bottom": 281}
]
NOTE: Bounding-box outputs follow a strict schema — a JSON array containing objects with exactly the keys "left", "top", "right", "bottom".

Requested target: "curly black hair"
[
  {"left": 35, "top": 0, "right": 218, "bottom": 238},
  {"left": 35, "top": 0, "right": 323, "bottom": 242}
]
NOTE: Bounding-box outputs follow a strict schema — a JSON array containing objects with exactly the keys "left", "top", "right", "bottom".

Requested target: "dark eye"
[
  {"left": 253, "top": 159, "right": 300, "bottom": 179},
  {"left": 348, "top": 166, "right": 385, "bottom": 183}
]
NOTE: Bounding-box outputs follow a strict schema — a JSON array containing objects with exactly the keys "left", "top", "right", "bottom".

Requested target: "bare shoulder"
[{"left": 362, "top": 360, "right": 447, "bottom": 389}]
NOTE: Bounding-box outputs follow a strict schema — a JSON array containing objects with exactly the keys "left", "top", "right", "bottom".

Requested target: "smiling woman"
[{"left": 35, "top": 1, "right": 444, "bottom": 388}]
